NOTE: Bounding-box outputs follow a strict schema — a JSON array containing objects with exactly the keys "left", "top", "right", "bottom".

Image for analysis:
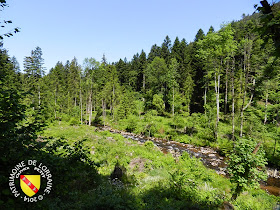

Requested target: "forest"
[{"left": 1, "top": 0, "right": 280, "bottom": 209}]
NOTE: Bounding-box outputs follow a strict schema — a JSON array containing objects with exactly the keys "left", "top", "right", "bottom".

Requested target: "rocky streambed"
[{"left": 98, "top": 125, "right": 280, "bottom": 196}]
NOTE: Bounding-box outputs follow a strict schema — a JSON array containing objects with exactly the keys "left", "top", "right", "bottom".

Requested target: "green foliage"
[
  {"left": 116, "top": 90, "right": 135, "bottom": 120},
  {"left": 125, "top": 115, "right": 138, "bottom": 132},
  {"left": 152, "top": 94, "right": 165, "bottom": 115},
  {"left": 69, "top": 117, "right": 80, "bottom": 126},
  {"left": 144, "top": 140, "right": 154, "bottom": 149},
  {"left": 227, "top": 138, "right": 268, "bottom": 199},
  {"left": 233, "top": 188, "right": 279, "bottom": 210},
  {"left": 2, "top": 3, "right": 280, "bottom": 209},
  {"left": 257, "top": 0, "right": 280, "bottom": 55}
]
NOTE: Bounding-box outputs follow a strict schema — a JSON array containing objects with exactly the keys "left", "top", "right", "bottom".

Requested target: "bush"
[
  {"left": 144, "top": 140, "right": 154, "bottom": 149},
  {"left": 227, "top": 138, "right": 267, "bottom": 200},
  {"left": 125, "top": 115, "right": 138, "bottom": 132},
  {"left": 69, "top": 117, "right": 80, "bottom": 126},
  {"left": 152, "top": 94, "right": 165, "bottom": 115}
]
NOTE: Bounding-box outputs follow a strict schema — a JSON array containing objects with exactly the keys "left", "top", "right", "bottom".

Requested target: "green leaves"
[{"left": 227, "top": 138, "right": 267, "bottom": 199}]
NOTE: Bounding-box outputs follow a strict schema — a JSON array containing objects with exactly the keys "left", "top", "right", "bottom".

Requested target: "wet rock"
[
  {"left": 208, "top": 154, "right": 216, "bottom": 158},
  {"left": 211, "top": 162, "right": 218, "bottom": 167},
  {"left": 267, "top": 168, "right": 280, "bottom": 178},
  {"left": 167, "top": 146, "right": 173, "bottom": 150},
  {"left": 174, "top": 148, "right": 180, "bottom": 153},
  {"left": 194, "top": 153, "right": 201, "bottom": 158}
]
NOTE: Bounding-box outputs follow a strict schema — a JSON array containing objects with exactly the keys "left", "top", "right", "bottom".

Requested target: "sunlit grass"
[{"left": 41, "top": 121, "right": 279, "bottom": 209}]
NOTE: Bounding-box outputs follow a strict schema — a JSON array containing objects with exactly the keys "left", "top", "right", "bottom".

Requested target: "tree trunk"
[
  {"left": 214, "top": 70, "right": 220, "bottom": 139},
  {"left": 273, "top": 135, "right": 277, "bottom": 157},
  {"left": 252, "top": 141, "right": 262, "bottom": 154},
  {"left": 240, "top": 52, "right": 248, "bottom": 137},
  {"left": 225, "top": 60, "right": 229, "bottom": 115},
  {"left": 86, "top": 99, "right": 88, "bottom": 114},
  {"left": 240, "top": 78, "right": 255, "bottom": 137},
  {"left": 240, "top": 41, "right": 253, "bottom": 137}
]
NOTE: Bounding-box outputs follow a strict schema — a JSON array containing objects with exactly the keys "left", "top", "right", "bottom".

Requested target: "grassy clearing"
[
  {"left": 104, "top": 112, "right": 280, "bottom": 167},
  {"left": 38, "top": 121, "right": 279, "bottom": 209}
]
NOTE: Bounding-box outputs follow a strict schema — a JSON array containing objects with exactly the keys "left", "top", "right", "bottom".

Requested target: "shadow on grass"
[
  {"left": 140, "top": 183, "right": 222, "bottom": 210},
  {"left": 0, "top": 135, "right": 143, "bottom": 209},
  {"left": 1, "top": 136, "right": 224, "bottom": 210}
]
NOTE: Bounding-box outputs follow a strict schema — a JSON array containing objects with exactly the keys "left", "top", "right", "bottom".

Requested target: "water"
[{"left": 99, "top": 125, "right": 280, "bottom": 196}]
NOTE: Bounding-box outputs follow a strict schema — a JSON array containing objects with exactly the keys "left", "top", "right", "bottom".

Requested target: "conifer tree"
[{"left": 23, "top": 46, "right": 45, "bottom": 109}]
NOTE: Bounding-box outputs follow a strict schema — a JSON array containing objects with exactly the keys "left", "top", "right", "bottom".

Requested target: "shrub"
[
  {"left": 144, "top": 140, "right": 154, "bottom": 149},
  {"left": 152, "top": 94, "right": 165, "bottom": 115},
  {"left": 126, "top": 115, "right": 138, "bottom": 132},
  {"left": 227, "top": 138, "right": 267, "bottom": 200},
  {"left": 69, "top": 117, "right": 80, "bottom": 126}
]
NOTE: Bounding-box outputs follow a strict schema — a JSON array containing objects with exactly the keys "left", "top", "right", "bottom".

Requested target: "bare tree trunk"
[
  {"left": 240, "top": 52, "right": 248, "bottom": 137},
  {"left": 86, "top": 100, "right": 88, "bottom": 114},
  {"left": 240, "top": 78, "right": 255, "bottom": 137},
  {"left": 231, "top": 59, "right": 235, "bottom": 140},
  {"left": 252, "top": 141, "right": 262, "bottom": 154},
  {"left": 214, "top": 70, "right": 220, "bottom": 139},
  {"left": 225, "top": 60, "right": 229, "bottom": 115},
  {"left": 240, "top": 101, "right": 245, "bottom": 137},
  {"left": 240, "top": 40, "right": 253, "bottom": 137},
  {"left": 94, "top": 96, "right": 96, "bottom": 112}
]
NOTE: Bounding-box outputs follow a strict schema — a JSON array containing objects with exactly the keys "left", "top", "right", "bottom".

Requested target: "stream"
[{"left": 98, "top": 125, "right": 280, "bottom": 197}]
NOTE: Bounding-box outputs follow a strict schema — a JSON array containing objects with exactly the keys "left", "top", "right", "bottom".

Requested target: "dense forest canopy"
[{"left": 1, "top": 0, "right": 280, "bottom": 209}]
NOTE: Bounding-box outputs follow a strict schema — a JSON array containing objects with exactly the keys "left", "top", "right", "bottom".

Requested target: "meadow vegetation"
[{"left": 1, "top": 0, "right": 280, "bottom": 209}]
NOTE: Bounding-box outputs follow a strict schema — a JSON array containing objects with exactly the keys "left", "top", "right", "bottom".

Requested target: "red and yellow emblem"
[{"left": 20, "top": 175, "right": 40, "bottom": 197}]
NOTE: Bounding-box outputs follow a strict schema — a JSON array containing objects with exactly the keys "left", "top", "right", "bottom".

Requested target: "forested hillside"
[
  {"left": 15, "top": 4, "right": 280, "bottom": 167},
  {"left": 1, "top": 0, "right": 280, "bottom": 209}
]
